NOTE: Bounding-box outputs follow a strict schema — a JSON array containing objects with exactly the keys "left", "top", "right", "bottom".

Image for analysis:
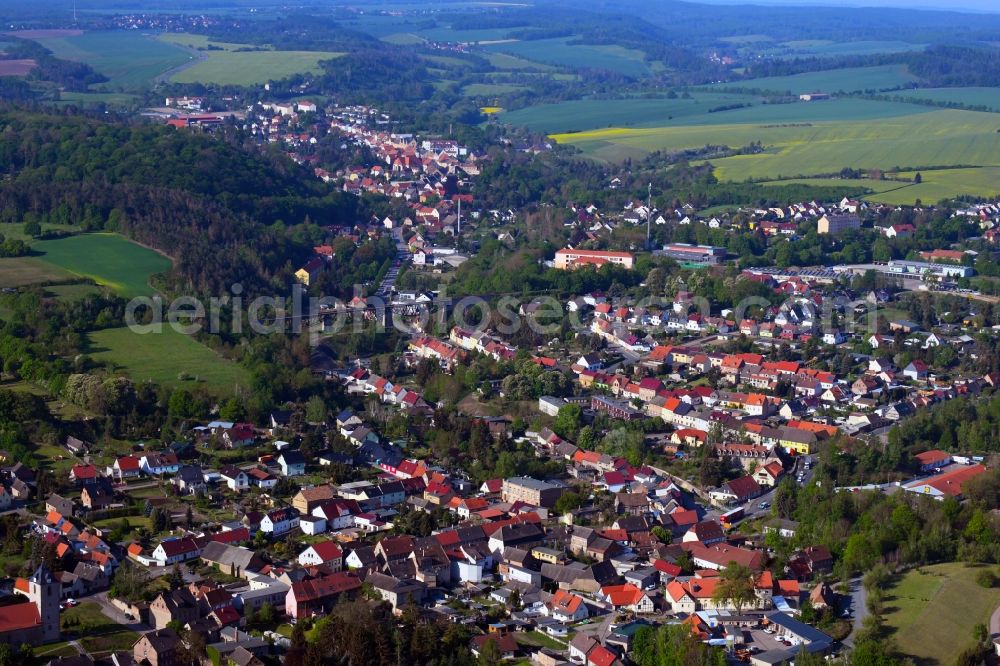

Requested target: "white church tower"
[{"left": 27, "top": 563, "right": 60, "bottom": 642}]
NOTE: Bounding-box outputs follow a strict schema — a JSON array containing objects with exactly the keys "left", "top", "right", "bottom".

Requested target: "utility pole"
[
  {"left": 646, "top": 182, "right": 653, "bottom": 250},
  {"left": 457, "top": 197, "right": 461, "bottom": 236}
]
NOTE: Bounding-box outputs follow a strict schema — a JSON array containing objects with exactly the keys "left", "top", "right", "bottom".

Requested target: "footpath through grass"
[{"left": 883, "top": 562, "right": 999, "bottom": 665}]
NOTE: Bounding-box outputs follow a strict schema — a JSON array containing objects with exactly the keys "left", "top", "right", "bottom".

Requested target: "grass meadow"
[
  {"left": 31, "top": 233, "right": 171, "bottom": 298},
  {"left": 882, "top": 563, "right": 998, "bottom": 665},
  {"left": 87, "top": 326, "right": 250, "bottom": 394}
]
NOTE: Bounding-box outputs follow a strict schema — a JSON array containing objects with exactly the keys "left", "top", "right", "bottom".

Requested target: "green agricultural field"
[
  {"left": 500, "top": 92, "right": 763, "bottom": 133},
  {"left": 31, "top": 233, "right": 171, "bottom": 298},
  {"left": 157, "top": 32, "right": 249, "bottom": 51},
  {"left": 536, "top": 97, "right": 927, "bottom": 137},
  {"left": 87, "top": 326, "right": 250, "bottom": 394},
  {"left": 553, "top": 107, "right": 1000, "bottom": 200},
  {"left": 483, "top": 37, "right": 649, "bottom": 77},
  {"left": 883, "top": 563, "right": 998, "bottom": 665},
  {"left": 483, "top": 52, "right": 555, "bottom": 71},
  {"left": 710, "top": 64, "right": 917, "bottom": 94},
  {"left": 776, "top": 40, "right": 926, "bottom": 58},
  {"left": 874, "top": 168, "right": 1000, "bottom": 205},
  {"left": 169, "top": 49, "right": 343, "bottom": 86},
  {"left": 463, "top": 82, "right": 529, "bottom": 97},
  {"left": 890, "top": 86, "right": 1000, "bottom": 111},
  {"left": 28, "top": 31, "right": 190, "bottom": 89}
]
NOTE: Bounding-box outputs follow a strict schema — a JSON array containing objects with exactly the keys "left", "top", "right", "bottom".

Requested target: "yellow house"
[
  {"left": 295, "top": 257, "right": 325, "bottom": 286},
  {"left": 778, "top": 427, "right": 815, "bottom": 455}
]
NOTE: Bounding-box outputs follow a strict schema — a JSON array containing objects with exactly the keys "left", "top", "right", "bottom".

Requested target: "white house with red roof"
[
  {"left": 601, "top": 583, "right": 654, "bottom": 613},
  {"left": 298, "top": 541, "right": 343, "bottom": 571},
  {"left": 546, "top": 589, "right": 589, "bottom": 622},
  {"left": 151, "top": 538, "right": 201, "bottom": 566}
]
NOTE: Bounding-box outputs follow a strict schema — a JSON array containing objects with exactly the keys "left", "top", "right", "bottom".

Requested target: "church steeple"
[{"left": 27, "top": 561, "right": 59, "bottom": 642}]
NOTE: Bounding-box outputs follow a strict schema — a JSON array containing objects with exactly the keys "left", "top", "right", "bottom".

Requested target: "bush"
[{"left": 975, "top": 569, "right": 996, "bottom": 588}]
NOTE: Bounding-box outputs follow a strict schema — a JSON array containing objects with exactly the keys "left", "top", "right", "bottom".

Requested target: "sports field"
[
  {"left": 710, "top": 64, "right": 917, "bottom": 94},
  {"left": 883, "top": 563, "right": 998, "bottom": 665},
  {"left": 169, "top": 49, "right": 343, "bottom": 86},
  {"left": 31, "top": 233, "right": 171, "bottom": 298},
  {"left": 87, "top": 326, "right": 250, "bottom": 394},
  {"left": 27, "top": 30, "right": 190, "bottom": 89},
  {"left": 483, "top": 37, "right": 649, "bottom": 77}
]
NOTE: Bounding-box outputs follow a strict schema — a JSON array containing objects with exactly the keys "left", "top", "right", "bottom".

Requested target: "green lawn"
[
  {"left": 29, "top": 31, "right": 190, "bottom": 89},
  {"left": 87, "top": 326, "right": 250, "bottom": 394},
  {"left": 514, "top": 629, "right": 568, "bottom": 650},
  {"left": 30, "top": 233, "right": 171, "bottom": 298},
  {"left": 883, "top": 562, "right": 999, "bottom": 665},
  {"left": 169, "top": 49, "right": 343, "bottom": 86},
  {"left": 61, "top": 601, "right": 140, "bottom": 655}
]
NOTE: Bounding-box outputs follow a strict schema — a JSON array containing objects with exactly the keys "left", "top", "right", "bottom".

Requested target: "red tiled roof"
[
  {"left": 0, "top": 601, "right": 39, "bottom": 632},
  {"left": 307, "top": 541, "right": 343, "bottom": 562}
]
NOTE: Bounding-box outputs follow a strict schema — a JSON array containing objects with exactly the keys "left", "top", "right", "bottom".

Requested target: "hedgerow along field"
[
  {"left": 86, "top": 326, "right": 250, "bottom": 395},
  {"left": 30, "top": 233, "right": 172, "bottom": 299},
  {"left": 24, "top": 30, "right": 190, "bottom": 89},
  {"left": 887, "top": 86, "right": 1000, "bottom": 111}
]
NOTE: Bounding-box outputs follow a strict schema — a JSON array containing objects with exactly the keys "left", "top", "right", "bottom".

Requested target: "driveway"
[
  {"left": 843, "top": 577, "right": 868, "bottom": 647},
  {"left": 89, "top": 591, "right": 154, "bottom": 634}
]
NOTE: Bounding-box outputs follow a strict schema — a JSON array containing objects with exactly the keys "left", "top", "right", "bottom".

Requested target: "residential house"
[
  {"left": 297, "top": 541, "right": 343, "bottom": 571},
  {"left": 220, "top": 466, "right": 249, "bottom": 493},
  {"left": 278, "top": 451, "right": 306, "bottom": 477},
  {"left": 260, "top": 508, "right": 300, "bottom": 537},
  {"left": 151, "top": 538, "right": 201, "bottom": 567}
]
